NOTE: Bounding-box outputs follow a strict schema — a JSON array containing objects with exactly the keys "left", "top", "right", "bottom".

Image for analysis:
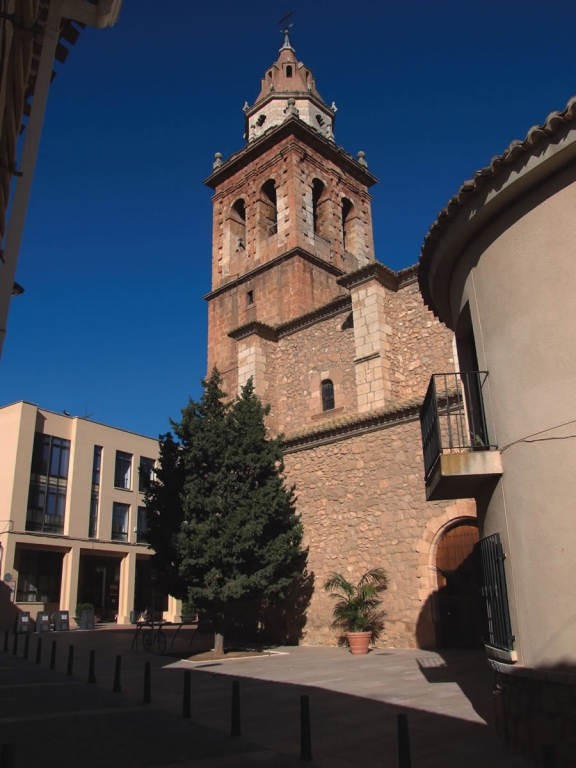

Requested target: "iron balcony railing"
[
  {"left": 420, "top": 371, "right": 496, "bottom": 479},
  {"left": 478, "top": 533, "right": 515, "bottom": 651}
]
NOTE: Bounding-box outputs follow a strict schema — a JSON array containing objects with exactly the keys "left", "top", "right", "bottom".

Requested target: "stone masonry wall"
[
  {"left": 266, "top": 307, "right": 357, "bottom": 435},
  {"left": 207, "top": 256, "right": 345, "bottom": 398},
  {"left": 283, "top": 418, "right": 474, "bottom": 647},
  {"left": 388, "top": 280, "right": 454, "bottom": 402}
]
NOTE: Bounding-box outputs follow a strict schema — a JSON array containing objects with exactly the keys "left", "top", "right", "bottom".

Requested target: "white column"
[
  {"left": 117, "top": 550, "right": 136, "bottom": 624},
  {"left": 60, "top": 546, "right": 81, "bottom": 614}
]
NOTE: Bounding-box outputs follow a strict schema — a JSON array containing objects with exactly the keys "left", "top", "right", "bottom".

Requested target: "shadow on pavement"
[{"left": 0, "top": 628, "right": 534, "bottom": 768}]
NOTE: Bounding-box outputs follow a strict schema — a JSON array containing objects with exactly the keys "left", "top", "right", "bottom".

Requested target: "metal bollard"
[
  {"left": 397, "top": 713, "right": 412, "bottom": 768},
  {"left": 3, "top": 631, "right": 8, "bottom": 653},
  {"left": 182, "top": 669, "right": 191, "bottom": 718},
  {"left": 300, "top": 694, "right": 313, "bottom": 762},
  {"left": 143, "top": 661, "right": 151, "bottom": 704},
  {"left": 113, "top": 655, "right": 122, "bottom": 693},
  {"left": 0, "top": 743, "right": 16, "bottom": 768},
  {"left": 66, "top": 645, "right": 74, "bottom": 676},
  {"left": 231, "top": 680, "right": 241, "bottom": 737},
  {"left": 11, "top": 634, "right": 17, "bottom": 657},
  {"left": 35, "top": 637, "right": 42, "bottom": 665},
  {"left": 88, "top": 650, "right": 96, "bottom": 684},
  {"left": 542, "top": 744, "right": 558, "bottom": 768},
  {"left": 49, "top": 640, "right": 56, "bottom": 670}
]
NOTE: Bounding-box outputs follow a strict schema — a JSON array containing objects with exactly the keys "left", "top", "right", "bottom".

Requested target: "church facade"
[{"left": 204, "top": 33, "right": 475, "bottom": 648}]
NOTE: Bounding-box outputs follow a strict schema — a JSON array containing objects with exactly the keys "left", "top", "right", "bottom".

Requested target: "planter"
[{"left": 345, "top": 631, "right": 372, "bottom": 655}]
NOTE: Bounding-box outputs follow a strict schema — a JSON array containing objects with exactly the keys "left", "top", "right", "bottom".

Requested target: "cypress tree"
[{"left": 146, "top": 369, "right": 303, "bottom": 654}]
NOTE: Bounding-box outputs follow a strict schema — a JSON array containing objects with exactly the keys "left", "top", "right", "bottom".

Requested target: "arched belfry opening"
[
  {"left": 261, "top": 179, "right": 278, "bottom": 235},
  {"left": 312, "top": 179, "right": 329, "bottom": 239},
  {"left": 342, "top": 197, "right": 355, "bottom": 253},
  {"left": 230, "top": 199, "right": 246, "bottom": 250},
  {"left": 433, "top": 520, "right": 485, "bottom": 648}
]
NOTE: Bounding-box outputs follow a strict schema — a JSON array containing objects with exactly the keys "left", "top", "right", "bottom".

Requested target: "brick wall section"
[
  {"left": 207, "top": 256, "right": 345, "bottom": 397},
  {"left": 209, "top": 134, "right": 374, "bottom": 290},
  {"left": 283, "top": 419, "right": 474, "bottom": 647},
  {"left": 387, "top": 280, "right": 454, "bottom": 402}
]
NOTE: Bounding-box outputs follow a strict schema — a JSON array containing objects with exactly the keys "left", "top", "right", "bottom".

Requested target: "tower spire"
[
  {"left": 242, "top": 18, "right": 336, "bottom": 143},
  {"left": 280, "top": 26, "right": 294, "bottom": 51}
]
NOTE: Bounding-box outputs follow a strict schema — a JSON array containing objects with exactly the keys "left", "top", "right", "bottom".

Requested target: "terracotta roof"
[{"left": 418, "top": 96, "right": 576, "bottom": 313}]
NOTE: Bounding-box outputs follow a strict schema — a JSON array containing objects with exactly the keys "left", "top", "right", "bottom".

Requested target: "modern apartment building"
[{"left": 0, "top": 401, "right": 180, "bottom": 629}]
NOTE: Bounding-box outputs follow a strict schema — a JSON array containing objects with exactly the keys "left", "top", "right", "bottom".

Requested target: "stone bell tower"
[{"left": 204, "top": 30, "right": 378, "bottom": 401}]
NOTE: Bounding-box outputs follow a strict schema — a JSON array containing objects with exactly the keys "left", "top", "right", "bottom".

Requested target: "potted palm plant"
[{"left": 323, "top": 568, "right": 388, "bottom": 655}]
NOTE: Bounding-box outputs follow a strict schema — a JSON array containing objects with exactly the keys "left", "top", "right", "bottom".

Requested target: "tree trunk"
[{"left": 213, "top": 612, "right": 225, "bottom": 656}]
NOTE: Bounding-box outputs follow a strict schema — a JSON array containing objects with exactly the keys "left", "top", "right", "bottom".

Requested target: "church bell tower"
[{"left": 204, "top": 31, "right": 378, "bottom": 404}]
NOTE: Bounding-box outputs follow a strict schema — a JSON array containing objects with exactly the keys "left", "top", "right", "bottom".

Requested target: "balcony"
[{"left": 420, "top": 372, "right": 502, "bottom": 501}]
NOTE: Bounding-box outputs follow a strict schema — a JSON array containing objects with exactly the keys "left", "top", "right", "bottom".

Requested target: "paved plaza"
[{"left": 0, "top": 626, "right": 534, "bottom": 767}]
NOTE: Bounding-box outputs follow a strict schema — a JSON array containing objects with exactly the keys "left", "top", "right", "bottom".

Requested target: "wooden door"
[{"left": 435, "top": 523, "right": 484, "bottom": 648}]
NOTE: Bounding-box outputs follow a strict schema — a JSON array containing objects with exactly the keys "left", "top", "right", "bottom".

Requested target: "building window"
[
  {"left": 137, "top": 506, "right": 149, "bottom": 543},
  {"left": 321, "top": 379, "right": 335, "bottom": 412},
  {"left": 26, "top": 433, "right": 70, "bottom": 534},
  {"left": 246, "top": 290, "right": 254, "bottom": 305},
  {"left": 89, "top": 446, "right": 102, "bottom": 538},
  {"left": 286, "top": 65, "right": 293, "bottom": 77},
  {"left": 138, "top": 457, "right": 155, "bottom": 493},
  {"left": 114, "top": 451, "right": 132, "bottom": 490},
  {"left": 16, "top": 549, "right": 63, "bottom": 603},
  {"left": 112, "top": 502, "right": 129, "bottom": 541}
]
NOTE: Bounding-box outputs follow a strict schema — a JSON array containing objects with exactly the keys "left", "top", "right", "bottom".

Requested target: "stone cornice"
[
  {"left": 275, "top": 295, "right": 351, "bottom": 338},
  {"left": 228, "top": 321, "right": 278, "bottom": 342},
  {"left": 204, "top": 116, "right": 378, "bottom": 190},
  {"left": 204, "top": 247, "right": 344, "bottom": 302},
  {"left": 227, "top": 295, "right": 352, "bottom": 343},
  {"left": 282, "top": 397, "right": 424, "bottom": 453},
  {"left": 245, "top": 91, "right": 330, "bottom": 120},
  {"left": 337, "top": 261, "right": 418, "bottom": 292}
]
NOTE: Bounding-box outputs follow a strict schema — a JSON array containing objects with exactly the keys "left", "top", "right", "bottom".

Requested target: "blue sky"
[{"left": 2, "top": 0, "right": 576, "bottom": 438}]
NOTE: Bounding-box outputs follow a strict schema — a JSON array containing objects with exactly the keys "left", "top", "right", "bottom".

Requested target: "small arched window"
[
  {"left": 321, "top": 379, "right": 335, "bottom": 412},
  {"left": 286, "top": 65, "right": 293, "bottom": 77},
  {"left": 261, "top": 179, "right": 277, "bottom": 235}
]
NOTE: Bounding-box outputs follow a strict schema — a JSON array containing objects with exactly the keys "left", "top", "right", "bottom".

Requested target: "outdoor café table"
[{"left": 130, "top": 618, "right": 200, "bottom": 652}]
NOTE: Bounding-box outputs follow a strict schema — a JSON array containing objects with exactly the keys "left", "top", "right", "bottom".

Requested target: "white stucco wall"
[{"left": 445, "top": 160, "right": 576, "bottom": 669}]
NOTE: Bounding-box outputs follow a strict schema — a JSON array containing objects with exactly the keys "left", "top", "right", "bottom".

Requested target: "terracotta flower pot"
[{"left": 345, "top": 631, "right": 372, "bottom": 655}]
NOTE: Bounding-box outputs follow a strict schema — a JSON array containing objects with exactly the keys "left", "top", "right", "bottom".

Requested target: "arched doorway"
[{"left": 434, "top": 521, "right": 485, "bottom": 648}]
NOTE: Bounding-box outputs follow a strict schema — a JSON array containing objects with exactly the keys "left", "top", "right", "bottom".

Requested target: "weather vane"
[
  {"left": 278, "top": 10, "right": 294, "bottom": 48},
  {"left": 278, "top": 10, "right": 294, "bottom": 27}
]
